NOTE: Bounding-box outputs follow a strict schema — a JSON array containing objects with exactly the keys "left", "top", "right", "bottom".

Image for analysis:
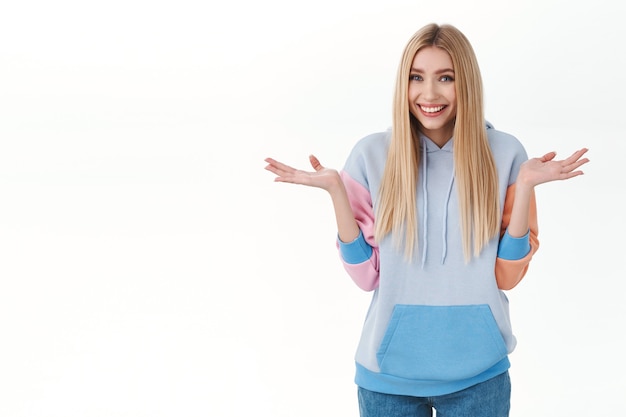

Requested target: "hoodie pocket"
[{"left": 376, "top": 304, "right": 507, "bottom": 381}]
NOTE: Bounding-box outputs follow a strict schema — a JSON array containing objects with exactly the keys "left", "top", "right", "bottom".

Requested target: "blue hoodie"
[{"left": 337, "top": 123, "right": 539, "bottom": 396}]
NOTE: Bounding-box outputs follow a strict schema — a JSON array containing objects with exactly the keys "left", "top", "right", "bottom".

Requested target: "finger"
[
  {"left": 540, "top": 151, "right": 557, "bottom": 162},
  {"left": 561, "top": 170, "right": 585, "bottom": 180},
  {"left": 264, "top": 161, "right": 285, "bottom": 175},
  {"left": 264, "top": 164, "right": 294, "bottom": 179},
  {"left": 559, "top": 155, "right": 590, "bottom": 174},
  {"left": 561, "top": 148, "right": 589, "bottom": 165},
  {"left": 309, "top": 154, "right": 324, "bottom": 171},
  {"left": 264, "top": 158, "right": 296, "bottom": 174},
  {"left": 562, "top": 158, "right": 589, "bottom": 173},
  {"left": 264, "top": 157, "right": 290, "bottom": 169}
]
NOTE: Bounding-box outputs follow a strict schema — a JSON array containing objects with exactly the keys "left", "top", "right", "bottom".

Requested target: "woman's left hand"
[{"left": 518, "top": 148, "right": 590, "bottom": 188}]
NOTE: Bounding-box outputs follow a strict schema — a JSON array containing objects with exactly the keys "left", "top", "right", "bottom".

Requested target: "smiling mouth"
[{"left": 420, "top": 105, "right": 446, "bottom": 113}]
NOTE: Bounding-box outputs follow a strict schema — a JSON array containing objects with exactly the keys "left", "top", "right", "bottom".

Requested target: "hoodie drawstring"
[
  {"left": 420, "top": 137, "right": 455, "bottom": 267},
  {"left": 441, "top": 172, "right": 455, "bottom": 264},
  {"left": 420, "top": 143, "right": 429, "bottom": 268}
]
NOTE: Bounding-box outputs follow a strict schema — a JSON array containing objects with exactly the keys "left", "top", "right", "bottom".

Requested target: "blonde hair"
[{"left": 374, "top": 23, "right": 500, "bottom": 261}]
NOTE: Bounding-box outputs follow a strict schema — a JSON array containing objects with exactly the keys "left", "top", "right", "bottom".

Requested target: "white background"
[{"left": 1, "top": 0, "right": 624, "bottom": 416}]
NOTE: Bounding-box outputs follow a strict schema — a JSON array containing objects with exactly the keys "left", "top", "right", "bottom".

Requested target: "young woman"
[{"left": 264, "top": 23, "right": 589, "bottom": 417}]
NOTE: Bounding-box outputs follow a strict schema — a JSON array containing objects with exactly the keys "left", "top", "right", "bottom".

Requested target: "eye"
[
  {"left": 409, "top": 74, "right": 423, "bottom": 82},
  {"left": 440, "top": 75, "right": 454, "bottom": 82}
]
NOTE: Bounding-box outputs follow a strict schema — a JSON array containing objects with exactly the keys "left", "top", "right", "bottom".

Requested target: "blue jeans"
[{"left": 358, "top": 371, "right": 510, "bottom": 417}]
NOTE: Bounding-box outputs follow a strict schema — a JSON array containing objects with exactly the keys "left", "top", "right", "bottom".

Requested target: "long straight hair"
[{"left": 374, "top": 23, "right": 500, "bottom": 261}]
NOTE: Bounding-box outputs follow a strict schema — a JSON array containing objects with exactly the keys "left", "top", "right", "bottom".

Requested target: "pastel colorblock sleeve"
[
  {"left": 337, "top": 171, "right": 379, "bottom": 291},
  {"left": 495, "top": 184, "right": 539, "bottom": 290}
]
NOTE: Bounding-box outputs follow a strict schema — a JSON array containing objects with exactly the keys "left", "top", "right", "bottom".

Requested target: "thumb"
[
  {"left": 309, "top": 154, "right": 324, "bottom": 171},
  {"left": 540, "top": 151, "right": 557, "bottom": 162}
]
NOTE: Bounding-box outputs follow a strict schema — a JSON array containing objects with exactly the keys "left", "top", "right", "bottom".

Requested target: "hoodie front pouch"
[{"left": 376, "top": 304, "right": 507, "bottom": 381}]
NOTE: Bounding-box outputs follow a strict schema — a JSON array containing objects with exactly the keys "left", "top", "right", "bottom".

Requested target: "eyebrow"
[{"left": 410, "top": 68, "right": 455, "bottom": 74}]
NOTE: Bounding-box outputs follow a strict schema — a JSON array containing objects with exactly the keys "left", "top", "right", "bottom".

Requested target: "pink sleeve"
[{"left": 339, "top": 171, "right": 380, "bottom": 291}]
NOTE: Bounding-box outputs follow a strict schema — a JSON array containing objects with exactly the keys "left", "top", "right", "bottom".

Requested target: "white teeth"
[{"left": 421, "top": 105, "right": 444, "bottom": 113}]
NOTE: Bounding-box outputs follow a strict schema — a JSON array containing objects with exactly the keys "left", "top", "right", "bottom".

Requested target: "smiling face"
[{"left": 408, "top": 46, "right": 457, "bottom": 147}]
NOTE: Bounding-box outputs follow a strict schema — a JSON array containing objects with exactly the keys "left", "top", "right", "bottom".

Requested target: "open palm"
[
  {"left": 264, "top": 155, "right": 342, "bottom": 192},
  {"left": 519, "top": 148, "right": 589, "bottom": 187}
]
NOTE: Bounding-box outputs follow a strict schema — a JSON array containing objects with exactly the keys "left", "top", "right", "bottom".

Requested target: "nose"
[{"left": 422, "top": 80, "right": 439, "bottom": 100}]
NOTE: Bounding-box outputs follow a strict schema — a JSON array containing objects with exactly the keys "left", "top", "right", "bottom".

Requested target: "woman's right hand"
[
  {"left": 264, "top": 155, "right": 343, "bottom": 193},
  {"left": 265, "top": 154, "right": 360, "bottom": 243}
]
